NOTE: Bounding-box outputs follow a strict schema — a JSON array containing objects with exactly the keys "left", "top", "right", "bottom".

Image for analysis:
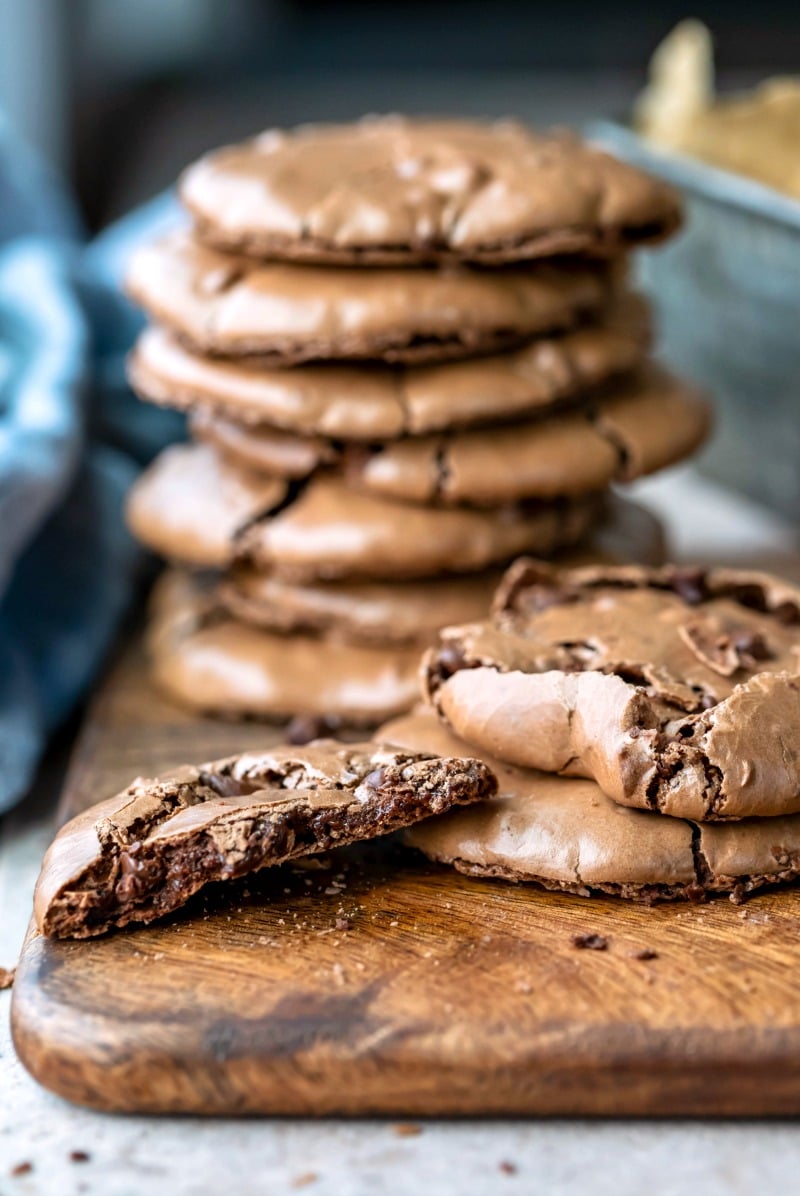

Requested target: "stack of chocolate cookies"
[
  {"left": 124, "top": 116, "right": 709, "bottom": 731},
  {"left": 384, "top": 561, "right": 800, "bottom": 902}
]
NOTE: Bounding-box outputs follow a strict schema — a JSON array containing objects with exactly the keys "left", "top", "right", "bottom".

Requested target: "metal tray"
[{"left": 591, "top": 121, "right": 800, "bottom": 522}]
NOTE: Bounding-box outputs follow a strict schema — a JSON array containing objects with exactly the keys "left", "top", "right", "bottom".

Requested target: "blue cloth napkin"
[{"left": 0, "top": 119, "right": 181, "bottom": 812}]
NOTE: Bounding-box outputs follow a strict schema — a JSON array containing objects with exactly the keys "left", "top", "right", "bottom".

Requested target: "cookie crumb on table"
[{"left": 0, "top": 966, "right": 15, "bottom": 989}]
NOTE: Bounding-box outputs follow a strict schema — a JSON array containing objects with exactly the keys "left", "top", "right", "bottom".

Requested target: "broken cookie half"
[
  {"left": 424, "top": 560, "right": 800, "bottom": 821},
  {"left": 35, "top": 742, "right": 496, "bottom": 939}
]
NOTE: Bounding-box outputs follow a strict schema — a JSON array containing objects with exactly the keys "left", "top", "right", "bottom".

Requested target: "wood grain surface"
[{"left": 11, "top": 641, "right": 800, "bottom": 1116}]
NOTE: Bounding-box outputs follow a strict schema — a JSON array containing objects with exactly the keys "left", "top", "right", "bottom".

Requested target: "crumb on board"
[
  {"left": 392, "top": 1122, "right": 423, "bottom": 1137},
  {"left": 571, "top": 933, "right": 609, "bottom": 951},
  {"left": 499, "top": 1160, "right": 518, "bottom": 1175},
  {"left": 632, "top": 947, "right": 659, "bottom": 961},
  {"left": 11, "top": 1162, "right": 33, "bottom": 1177}
]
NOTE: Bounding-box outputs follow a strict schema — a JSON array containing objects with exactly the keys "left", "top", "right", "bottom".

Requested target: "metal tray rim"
[{"left": 589, "top": 120, "right": 800, "bottom": 233}]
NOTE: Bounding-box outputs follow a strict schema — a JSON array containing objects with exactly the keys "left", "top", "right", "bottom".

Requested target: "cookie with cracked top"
[
  {"left": 179, "top": 116, "right": 681, "bottom": 265},
  {"left": 34, "top": 736, "right": 497, "bottom": 939},
  {"left": 180, "top": 366, "right": 708, "bottom": 506},
  {"left": 382, "top": 707, "right": 800, "bottom": 903},
  {"left": 126, "top": 231, "right": 612, "bottom": 364},
  {"left": 219, "top": 494, "right": 666, "bottom": 645},
  {"left": 341, "top": 367, "right": 709, "bottom": 506},
  {"left": 127, "top": 295, "right": 651, "bottom": 438},
  {"left": 125, "top": 441, "right": 287, "bottom": 570},
  {"left": 125, "top": 441, "right": 288, "bottom": 570},
  {"left": 146, "top": 570, "right": 422, "bottom": 725},
  {"left": 127, "top": 443, "right": 598, "bottom": 579},
  {"left": 423, "top": 561, "right": 800, "bottom": 821}
]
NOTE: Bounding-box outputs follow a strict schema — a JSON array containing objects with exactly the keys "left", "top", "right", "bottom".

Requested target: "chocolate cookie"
[
  {"left": 128, "top": 443, "right": 599, "bottom": 577},
  {"left": 126, "top": 231, "right": 612, "bottom": 363},
  {"left": 128, "top": 296, "right": 650, "bottom": 438},
  {"left": 219, "top": 567, "right": 502, "bottom": 646},
  {"left": 125, "top": 442, "right": 287, "bottom": 569},
  {"left": 219, "top": 494, "right": 666, "bottom": 644},
  {"left": 382, "top": 707, "right": 800, "bottom": 903},
  {"left": 148, "top": 570, "right": 423, "bottom": 724},
  {"left": 34, "top": 735, "right": 497, "bottom": 938},
  {"left": 179, "top": 116, "right": 681, "bottom": 264},
  {"left": 343, "top": 368, "right": 710, "bottom": 506},
  {"left": 238, "top": 477, "right": 598, "bottom": 582},
  {"left": 424, "top": 562, "right": 800, "bottom": 820}
]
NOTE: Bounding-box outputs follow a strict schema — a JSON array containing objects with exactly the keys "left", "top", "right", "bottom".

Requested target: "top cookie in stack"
[{"left": 124, "top": 116, "right": 709, "bottom": 731}]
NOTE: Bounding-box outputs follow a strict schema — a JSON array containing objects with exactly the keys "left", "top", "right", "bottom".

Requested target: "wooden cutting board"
[{"left": 11, "top": 639, "right": 800, "bottom": 1116}]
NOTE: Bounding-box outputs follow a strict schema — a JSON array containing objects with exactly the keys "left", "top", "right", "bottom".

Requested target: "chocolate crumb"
[
  {"left": 286, "top": 713, "right": 340, "bottom": 745},
  {"left": 393, "top": 1122, "right": 423, "bottom": 1137},
  {"left": 730, "top": 884, "right": 747, "bottom": 905},
  {"left": 571, "top": 933, "right": 609, "bottom": 951},
  {"left": 499, "top": 1161, "right": 518, "bottom": 1175},
  {"left": 334, "top": 917, "right": 352, "bottom": 932},
  {"left": 291, "top": 1172, "right": 318, "bottom": 1189},
  {"left": 671, "top": 567, "right": 707, "bottom": 606},
  {"left": 69, "top": 1151, "right": 90, "bottom": 1164},
  {"left": 632, "top": 947, "right": 659, "bottom": 961},
  {"left": 0, "top": 966, "right": 15, "bottom": 990},
  {"left": 11, "top": 1162, "right": 33, "bottom": 1177}
]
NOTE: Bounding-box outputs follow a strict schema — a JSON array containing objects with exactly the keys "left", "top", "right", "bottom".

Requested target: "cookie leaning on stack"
[
  {"left": 124, "top": 115, "right": 709, "bottom": 730},
  {"left": 381, "top": 561, "right": 800, "bottom": 903}
]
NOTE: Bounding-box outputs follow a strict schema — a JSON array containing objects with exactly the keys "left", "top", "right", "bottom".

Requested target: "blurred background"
[{"left": 5, "top": 0, "right": 800, "bottom": 230}]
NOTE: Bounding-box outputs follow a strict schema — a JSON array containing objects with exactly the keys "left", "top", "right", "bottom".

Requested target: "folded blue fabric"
[{"left": 0, "top": 119, "right": 180, "bottom": 812}]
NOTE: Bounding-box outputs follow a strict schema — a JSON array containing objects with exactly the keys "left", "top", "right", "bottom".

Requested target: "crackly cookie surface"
[
  {"left": 179, "top": 116, "right": 681, "bottom": 264},
  {"left": 238, "top": 477, "right": 598, "bottom": 582},
  {"left": 34, "top": 736, "right": 497, "bottom": 938},
  {"left": 147, "top": 570, "right": 423, "bottom": 724},
  {"left": 128, "top": 443, "right": 599, "bottom": 578},
  {"left": 382, "top": 707, "right": 800, "bottom": 902},
  {"left": 183, "top": 365, "right": 707, "bottom": 505},
  {"left": 126, "top": 231, "right": 611, "bottom": 363},
  {"left": 424, "top": 561, "right": 800, "bottom": 820},
  {"left": 128, "top": 295, "right": 650, "bottom": 439},
  {"left": 125, "top": 442, "right": 287, "bottom": 569},
  {"left": 343, "top": 367, "right": 710, "bottom": 506}
]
